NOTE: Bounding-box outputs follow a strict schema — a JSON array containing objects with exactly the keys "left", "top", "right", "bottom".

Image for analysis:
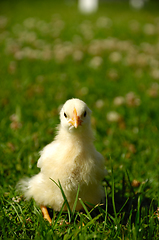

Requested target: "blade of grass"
[
  {"left": 0, "top": 201, "right": 8, "bottom": 239},
  {"left": 5, "top": 199, "right": 24, "bottom": 225},
  {"left": 50, "top": 178, "right": 72, "bottom": 222},
  {"left": 122, "top": 172, "right": 126, "bottom": 198},
  {"left": 52, "top": 201, "right": 66, "bottom": 230},
  {"left": 65, "top": 213, "right": 103, "bottom": 240},
  {"left": 57, "top": 179, "right": 72, "bottom": 222},
  {"left": 136, "top": 193, "right": 141, "bottom": 226},
  {"left": 117, "top": 197, "right": 129, "bottom": 216},
  {"left": 126, "top": 169, "right": 135, "bottom": 195},
  {"left": 84, "top": 212, "right": 103, "bottom": 228},
  {"left": 72, "top": 184, "right": 80, "bottom": 215},
  {"left": 148, "top": 200, "right": 155, "bottom": 240},
  {"left": 107, "top": 212, "right": 116, "bottom": 222},
  {"left": 79, "top": 198, "right": 93, "bottom": 221},
  {"left": 104, "top": 186, "right": 108, "bottom": 229},
  {"left": 111, "top": 159, "right": 120, "bottom": 230},
  {"left": 89, "top": 203, "right": 104, "bottom": 216}
]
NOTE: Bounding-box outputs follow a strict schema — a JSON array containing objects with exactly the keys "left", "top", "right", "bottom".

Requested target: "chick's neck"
[{"left": 57, "top": 124, "right": 95, "bottom": 145}]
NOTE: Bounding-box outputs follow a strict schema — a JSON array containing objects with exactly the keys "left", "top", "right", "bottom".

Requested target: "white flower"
[
  {"left": 95, "top": 99, "right": 104, "bottom": 109},
  {"left": 12, "top": 196, "right": 22, "bottom": 203},
  {"left": 88, "top": 40, "right": 102, "bottom": 55},
  {"left": 151, "top": 69, "right": 159, "bottom": 80},
  {"left": 147, "top": 82, "right": 159, "bottom": 98},
  {"left": 96, "top": 17, "right": 112, "bottom": 29},
  {"left": 89, "top": 56, "right": 103, "bottom": 69},
  {"left": 102, "top": 38, "right": 117, "bottom": 51},
  {"left": 136, "top": 53, "right": 149, "bottom": 67},
  {"left": 130, "top": 0, "right": 145, "bottom": 9},
  {"left": 125, "top": 92, "right": 141, "bottom": 106},
  {"left": 23, "top": 17, "right": 37, "bottom": 29},
  {"left": 106, "top": 111, "right": 121, "bottom": 122},
  {"left": 129, "top": 20, "right": 140, "bottom": 32},
  {"left": 73, "top": 50, "right": 83, "bottom": 61},
  {"left": 143, "top": 23, "right": 156, "bottom": 35},
  {"left": 80, "top": 87, "right": 89, "bottom": 96},
  {"left": 109, "top": 51, "right": 122, "bottom": 63},
  {"left": 113, "top": 96, "right": 125, "bottom": 106}
]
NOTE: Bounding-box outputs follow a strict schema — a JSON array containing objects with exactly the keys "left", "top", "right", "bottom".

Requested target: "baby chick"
[{"left": 18, "top": 98, "right": 106, "bottom": 223}]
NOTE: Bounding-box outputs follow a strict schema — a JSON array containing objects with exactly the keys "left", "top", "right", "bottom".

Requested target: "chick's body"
[{"left": 19, "top": 99, "right": 106, "bottom": 212}]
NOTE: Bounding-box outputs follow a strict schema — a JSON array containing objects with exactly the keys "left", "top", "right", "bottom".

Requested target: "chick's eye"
[
  {"left": 84, "top": 111, "right": 87, "bottom": 117},
  {"left": 64, "top": 112, "right": 67, "bottom": 118}
]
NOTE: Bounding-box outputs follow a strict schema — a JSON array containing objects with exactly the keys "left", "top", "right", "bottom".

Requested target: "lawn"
[{"left": 0, "top": 0, "right": 159, "bottom": 239}]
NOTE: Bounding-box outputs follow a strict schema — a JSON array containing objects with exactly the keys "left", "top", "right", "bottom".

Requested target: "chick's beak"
[{"left": 69, "top": 108, "right": 82, "bottom": 128}]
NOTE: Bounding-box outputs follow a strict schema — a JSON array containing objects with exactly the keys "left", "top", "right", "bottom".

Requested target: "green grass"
[{"left": 0, "top": 0, "right": 159, "bottom": 239}]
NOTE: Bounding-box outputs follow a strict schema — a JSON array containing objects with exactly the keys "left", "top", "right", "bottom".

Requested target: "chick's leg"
[{"left": 40, "top": 205, "right": 52, "bottom": 224}]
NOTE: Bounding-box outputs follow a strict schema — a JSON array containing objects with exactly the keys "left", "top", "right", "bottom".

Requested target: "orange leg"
[{"left": 40, "top": 205, "right": 52, "bottom": 224}]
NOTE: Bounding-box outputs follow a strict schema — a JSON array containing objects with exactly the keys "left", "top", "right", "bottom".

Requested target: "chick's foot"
[{"left": 40, "top": 205, "right": 52, "bottom": 224}]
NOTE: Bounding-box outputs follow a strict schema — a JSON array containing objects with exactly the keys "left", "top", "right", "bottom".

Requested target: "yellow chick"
[{"left": 18, "top": 98, "right": 107, "bottom": 223}]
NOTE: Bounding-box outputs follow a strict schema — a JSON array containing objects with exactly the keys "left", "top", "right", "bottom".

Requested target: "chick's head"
[{"left": 60, "top": 98, "right": 92, "bottom": 132}]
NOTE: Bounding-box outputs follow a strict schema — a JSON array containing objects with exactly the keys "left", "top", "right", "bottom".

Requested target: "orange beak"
[{"left": 69, "top": 108, "right": 82, "bottom": 128}]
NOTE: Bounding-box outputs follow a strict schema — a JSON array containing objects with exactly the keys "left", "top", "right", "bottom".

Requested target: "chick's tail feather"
[{"left": 16, "top": 177, "right": 32, "bottom": 201}]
